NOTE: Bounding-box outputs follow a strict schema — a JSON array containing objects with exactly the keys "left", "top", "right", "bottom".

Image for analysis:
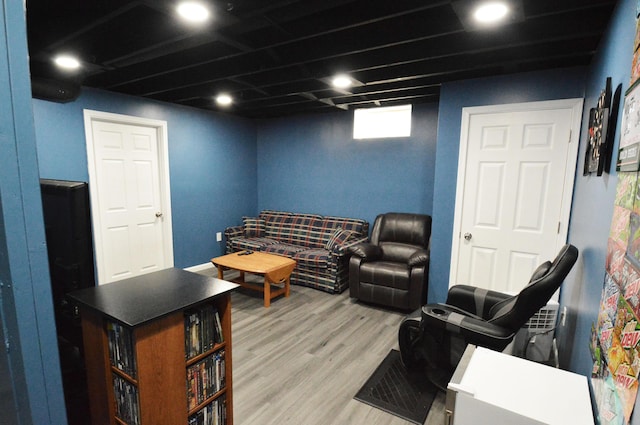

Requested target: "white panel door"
[
  {"left": 85, "top": 111, "right": 173, "bottom": 284},
  {"left": 450, "top": 99, "right": 582, "bottom": 294}
]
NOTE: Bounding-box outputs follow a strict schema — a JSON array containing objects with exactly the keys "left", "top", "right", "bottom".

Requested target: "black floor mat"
[{"left": 354, "top": 349, "right": 437, "bottom": 424}]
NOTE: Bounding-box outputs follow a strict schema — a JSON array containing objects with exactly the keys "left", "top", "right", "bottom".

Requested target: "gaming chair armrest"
[
  {"left": 446, "top": 285, "right": 513, "bottom": 317},
  {"left": 421, "top": 304, "right": 515, "bottom": 351}
]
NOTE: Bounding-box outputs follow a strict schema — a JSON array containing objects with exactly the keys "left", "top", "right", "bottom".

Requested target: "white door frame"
[
  {"left": 449, "top": 98, "right": 584, "bottom": 288},
  {"left": 84, "top": 109, "right": 174, "bottom": 284}
]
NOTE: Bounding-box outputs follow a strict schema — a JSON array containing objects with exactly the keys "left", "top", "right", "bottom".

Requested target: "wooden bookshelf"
[{"left": 69, "top": 268, "right": 238, "bottom": 425}]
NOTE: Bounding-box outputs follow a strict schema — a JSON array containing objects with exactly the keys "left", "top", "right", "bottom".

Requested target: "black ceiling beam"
[
  {"left": 86, "top": 1, "right": 452, "bottom": 89},
  {"left": 103, "top": 0, "right": 609, "bottom": 98},
  {"left": 124, "top": 22, "right": 603, "bottom": 102}
]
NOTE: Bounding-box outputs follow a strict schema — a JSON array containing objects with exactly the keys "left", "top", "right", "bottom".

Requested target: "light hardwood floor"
[{"left": 206, "top": 269, "right": 446, "bottom": 425}]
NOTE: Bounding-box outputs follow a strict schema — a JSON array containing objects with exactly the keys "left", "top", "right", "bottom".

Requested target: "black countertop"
[{"left": 67, "top": 268, "right": 239, "bottom": 327}]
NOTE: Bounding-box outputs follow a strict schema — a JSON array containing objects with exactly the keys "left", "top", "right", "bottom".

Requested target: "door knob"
[
  {"left": 463, "top": 232, "right": 472, "bottom": 241},
  {"left": 155, "top": 212, "right": 163, "bottom": 218}
]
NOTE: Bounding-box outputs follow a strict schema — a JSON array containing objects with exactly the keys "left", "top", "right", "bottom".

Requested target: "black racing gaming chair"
[{"left": 398, "top": 244, "right": 578, "bottom": 390}]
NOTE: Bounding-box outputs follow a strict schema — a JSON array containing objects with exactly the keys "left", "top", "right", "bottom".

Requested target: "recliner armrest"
[
  {"left": 407, "top": 249, "right": 429, "bottom": 267},
  {"left": 421, "top": 304, "right": 515, "bottom": 350},
  {"left": 349, "top": 243, "right": 382, "bottom": 260}
]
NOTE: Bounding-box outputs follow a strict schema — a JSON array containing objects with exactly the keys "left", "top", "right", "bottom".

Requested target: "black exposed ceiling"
[{"left": 26, "top": 0, "right": 618, "bottom": 119}]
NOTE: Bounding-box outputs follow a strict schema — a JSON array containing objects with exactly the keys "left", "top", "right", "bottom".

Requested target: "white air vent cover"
[{"left": 522, "top": 302, "right": 559, "bottom": 332}]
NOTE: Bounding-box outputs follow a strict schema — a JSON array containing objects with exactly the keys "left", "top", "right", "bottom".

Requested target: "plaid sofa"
[{"left": 224, "top": 210, "right": 369, "bottom": 293}]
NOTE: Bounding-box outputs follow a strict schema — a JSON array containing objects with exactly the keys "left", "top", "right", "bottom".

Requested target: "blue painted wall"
[
  {"left": 33, "top": 88, "right": 258, "bottom": 267},
  {"left": 0, "top": 0, "right": 67, "bottom": 422},
  {"left": 430, "top": 67, "right": 587, "bottom": 304},
  {"left": 256, "top": 103, "right": 439, "bottom": 227}
]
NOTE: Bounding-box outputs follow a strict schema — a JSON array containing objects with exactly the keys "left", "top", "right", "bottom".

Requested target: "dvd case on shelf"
[
  {"left": 113, "top": 373, "right": 140, "bottom": 425},
  {"left": 184, "top": 305, "right": 224, "bottom": 359},
  {"left": 107, "top": 321, "right": 137, "bottom": 378}
]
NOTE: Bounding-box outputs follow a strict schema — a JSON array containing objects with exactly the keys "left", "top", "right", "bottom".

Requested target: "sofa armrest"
[
  {"left": 224, "top": 225, "right": 243, "bottom": 239},
  {"left": 348, "top": 241, "right": 382, "bottom": 260},
  {"left": 325, "top": 235, "right": 367, "bottom": 256},
  {"left": 224, "top": 225, "right": 243, "bottom": 254}
]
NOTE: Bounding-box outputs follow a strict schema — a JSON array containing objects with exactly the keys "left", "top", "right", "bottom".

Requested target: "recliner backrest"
[
  {"left": 488, "top": 244, "right": 578, "bottom": 332},
  {"left": 370, "top": 213, "right": 432, "bottom": 263}
]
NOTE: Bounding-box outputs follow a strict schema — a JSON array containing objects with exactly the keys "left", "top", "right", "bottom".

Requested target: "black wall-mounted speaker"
[{"left": 31, "top": 77, "right": 81, "bottom": 103}]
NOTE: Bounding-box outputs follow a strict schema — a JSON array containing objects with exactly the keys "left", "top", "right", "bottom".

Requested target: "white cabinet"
[{"left": 445, "top": 346, "right": 594, "bottom": 425}]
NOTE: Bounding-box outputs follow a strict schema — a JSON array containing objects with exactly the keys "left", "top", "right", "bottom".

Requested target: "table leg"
[
  {"left": 217, "top": 266, "right": 224, "bottom": 279},
  {"left": 263, "top": 277, "right": 271, "bottom": 308},
  {"left": 285, "top": 277, "right": 290, "bottom": 298}
]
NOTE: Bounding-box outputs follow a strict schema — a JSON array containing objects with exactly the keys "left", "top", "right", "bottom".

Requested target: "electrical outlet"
[{"left": 216, "top": 232, "right": 222, "bottom": 242}]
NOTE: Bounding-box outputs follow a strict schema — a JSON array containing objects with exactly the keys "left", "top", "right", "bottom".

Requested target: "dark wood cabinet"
[{"left": 68, "top": 268, "right": 238, "bottom": 425}]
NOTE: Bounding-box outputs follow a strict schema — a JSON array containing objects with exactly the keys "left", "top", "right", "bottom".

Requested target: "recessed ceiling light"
[
  {"left": 53, "top": 54, "right": 81, "bottom": 70},
  {"left": 216, "top": 94, "right": 232, "bottom": 106},
  {"left": 177, "top": 1, "right": 210, "bottom": 23},
  {"left": 332, "top": 75, "right": 352, "bottom": 89},
  {"left": 474, "top": 2, "right": 509, "bottom": 23}
]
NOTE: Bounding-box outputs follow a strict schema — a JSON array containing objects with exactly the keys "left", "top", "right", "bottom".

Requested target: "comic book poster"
[
  {"left": 594, "top": 172, "right": 640, "bottom": 424},
  {"left": 593, "top": 371, "right": 626, "bottom": 425},
  {"left": 609, "top": 237, "right": 629, "bottom": 283},
  {"left": 599, "top": 273, "right": 620, "bottom": 352},
  {"left": 593, "top": 276, "right": 640, "bottom": 424},
  {"left": 622, "top": 260, "right": 640, "bottom": 319},
  {"left": 631, "top": 19, "right": 640, "bottom": 87},
  {"left": 613, "top": 296, "right": 640, "bottom": 422},
  {"left": 627, "top": 213, "right": 640, "bottom": 270},
  {"left": 616, "top": 172, "right": 638, "bottom": 209}
]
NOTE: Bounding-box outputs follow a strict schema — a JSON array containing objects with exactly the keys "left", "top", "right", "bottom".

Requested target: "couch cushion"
[
  {"left": 256, "top": 210, "right": 368, "bottom": 250},
  {"left": 262, "top": 214, "right": 293, "bottom": 240},
  {"left": 242, "top": 216, "right": 265, "bottom": 237},
  {"left": 324, "top": 227, "right": 355, "bottom": 251},
  {"left": 289, "top": 214, "right": 324, "bottom": 246},
  {"left": 261, "top": 243, "right": 307, "bottom": 258},
  {"left": 294, "top": 249, "right": 331, "bottom": 269},
  {"left": 231, "top": 237, "right": 278, "bottom": 252},
  {"left": 323, "top": 216, "right": 368, "bottom": 235}
]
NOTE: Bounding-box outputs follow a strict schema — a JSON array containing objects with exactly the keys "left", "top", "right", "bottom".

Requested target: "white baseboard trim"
[
  {"left": 184, "top": 262, "right": 240, "bottom": 280},
  {"left": 184, "top": 262, "right": 216, "bottom": 273}
]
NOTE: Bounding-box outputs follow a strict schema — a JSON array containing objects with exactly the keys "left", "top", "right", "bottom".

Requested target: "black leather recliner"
[
  {"left": 349, "top": 213, "right": 432, "bottom": 311},
  {"left": 399, "top": 244, "right": 578, "bottom": 390}
]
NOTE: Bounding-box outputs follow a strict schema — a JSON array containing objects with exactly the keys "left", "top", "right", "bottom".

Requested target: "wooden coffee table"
[{"left": 211, "top": 251, "right": 296, "bottom": 307}]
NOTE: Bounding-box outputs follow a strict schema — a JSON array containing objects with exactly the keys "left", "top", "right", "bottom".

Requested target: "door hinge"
[
  {"left": 568, "top": 130, "right": 572, "bottom": 143},
  {"left": 558, "top": 221, "right": 561, "bottom": 234}
]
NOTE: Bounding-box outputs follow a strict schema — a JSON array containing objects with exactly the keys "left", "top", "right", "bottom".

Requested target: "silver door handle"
[
  {"left": 155, "top": 212, "right": 163, "bottom": 218},
  {"left": 463, "top": 232, "right": 472, "bottom": 241}
]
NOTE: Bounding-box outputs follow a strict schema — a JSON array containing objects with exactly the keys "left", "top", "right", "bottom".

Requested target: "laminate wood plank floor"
[{"left": 212, "top": 271, "right": 446, "bottom": 425}]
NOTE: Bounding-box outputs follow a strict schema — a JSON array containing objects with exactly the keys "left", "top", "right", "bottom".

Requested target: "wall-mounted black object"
[
  {"left": 584, "top": 77, "right": 621, "bottom": 176},
  {"left": 31, "top": 77, "right": 81, "bottom": 103},
  {"left": 617, "top": 80, "right": 640, "bottom": 172},
  {"left": 40, "top": 179, "right": 95, "bottom": 349}
]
